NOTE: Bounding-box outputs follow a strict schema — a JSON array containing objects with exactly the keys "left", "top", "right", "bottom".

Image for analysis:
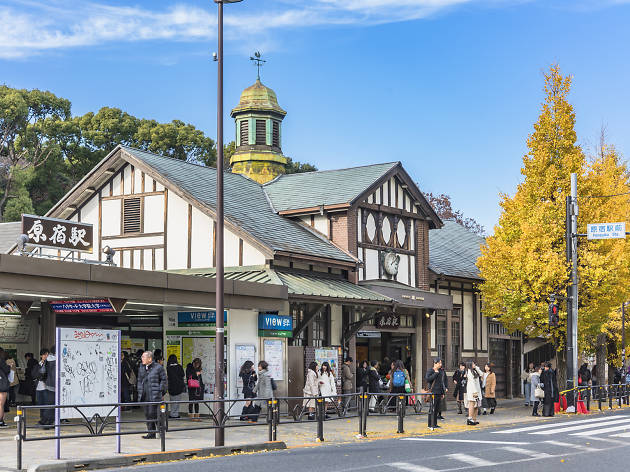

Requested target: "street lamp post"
[{"left": 214, "top": 0, "right": 243, "bottom": 448}]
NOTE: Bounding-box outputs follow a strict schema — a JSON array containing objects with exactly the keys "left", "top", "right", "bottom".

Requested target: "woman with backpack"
[
  {"left": 166, "top": 355, "right": 186, "bottom": 418},
  {"left": 303, "top": 361, "right": 320, "bottom": 420},
  {"left": 185, "top": 358, "right": 204, "bottom": 421},
  {"left": 391, "top": 359, "right": 411, "bottom": 393},
  {"left": 251, "top": 360, "right": 273, "bottom": 423},
  {"left": 239, "top": 360, "right": 257, "bottom": 421}
]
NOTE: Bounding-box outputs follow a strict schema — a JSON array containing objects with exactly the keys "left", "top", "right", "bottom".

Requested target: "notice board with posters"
[
  {"left": 182, "top": 337, "right": 216, "bottom": 396},
  {"left": 56, "top": 328, "right": 120, "bottom": 419}
]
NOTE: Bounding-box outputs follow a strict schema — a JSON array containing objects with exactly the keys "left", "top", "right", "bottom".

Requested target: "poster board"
[
  {"left": 57, "top": 328, "right": 120, "bottom": 419},
  {"left": 182, "top": 337, "right": 215, "bottom": 396},
  {"left": 263, "top": 339, "right": 284, "bottom": 381},
  {"left": 234, "top": 344, "right": 256, "bottom": 392}
]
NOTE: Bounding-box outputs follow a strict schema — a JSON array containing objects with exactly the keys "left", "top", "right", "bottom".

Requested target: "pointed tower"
[{"left": 230, "top": 79, "right": 288, "bottom": 184}]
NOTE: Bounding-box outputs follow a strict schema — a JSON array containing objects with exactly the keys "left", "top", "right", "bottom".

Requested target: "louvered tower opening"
[
  {"left": 255, "top": 119, "right": 267, "bottom": 145},
  {"left": 272, "top": 121, "right": 280, "bottom": 148},
  {"left": 123, "top": 197, "right": 141, "bottom": 234},
  {"left": 239, "top": 120, "right": 249, "bottom": 146}
]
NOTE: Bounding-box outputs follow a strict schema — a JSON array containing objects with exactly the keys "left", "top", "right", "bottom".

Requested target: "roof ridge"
[{"left": 263, "top": 161, "right": 399, "bottom": 184}]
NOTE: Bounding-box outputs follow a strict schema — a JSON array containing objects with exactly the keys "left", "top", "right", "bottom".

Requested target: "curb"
[{"left": 25, "top": 442, "right": 287, "bottom": 472}]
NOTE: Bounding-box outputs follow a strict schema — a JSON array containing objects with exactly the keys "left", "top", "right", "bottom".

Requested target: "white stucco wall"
[{"left": 166, "top": 191, "right": 189, "bottom": 270}]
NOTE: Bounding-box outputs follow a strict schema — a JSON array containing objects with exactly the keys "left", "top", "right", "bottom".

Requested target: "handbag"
[
  {"left": 404, "top": 380, "right": 412, "bottom": 393},
  {"left": 535, "top": 385, "right": 545, "bottom": 399},
  {"left": 188, "top": 376, "right": 200, "bottom": 389}
]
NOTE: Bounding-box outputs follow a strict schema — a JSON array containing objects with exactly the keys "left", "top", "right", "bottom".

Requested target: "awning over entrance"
[
  {"left": 175, "top": 266, "right": 393, "bottom": 307},
  {"left": 359, "top": 280, "right": 453, "bottom": 310}
]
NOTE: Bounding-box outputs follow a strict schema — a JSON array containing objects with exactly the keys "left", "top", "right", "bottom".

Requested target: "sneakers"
[
  {"left": 142, "top": 434, "right": 156, "bottom": 439},
  {"left": 466, "top": 419, "right": 475, "bottom": 426},
  {"left": 0, "top": 421, "right": 7, "bottom": 428}
]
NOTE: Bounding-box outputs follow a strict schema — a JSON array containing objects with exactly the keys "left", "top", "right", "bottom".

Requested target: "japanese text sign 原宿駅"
[
  {"left": 587, "top": 222, "right": 626, "bottom": 240},
  {"left": 21, "top": 214, "right": 93, "bottom": 253},
  {"left": 374, "top": 313, "right": 400, "bottom": 329}
]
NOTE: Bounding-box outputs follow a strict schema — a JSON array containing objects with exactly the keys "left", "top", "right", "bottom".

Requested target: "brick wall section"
[
  {"left": 416, "top": 220, "right": 430, "bottom": 290},
  {"left": 330, "top": 209, "right": 359, "bottom": 283}
]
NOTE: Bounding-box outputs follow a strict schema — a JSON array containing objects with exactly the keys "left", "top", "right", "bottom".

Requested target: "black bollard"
[
  {"left": 397, "top": 396, "right": 404, "bottom": 434},
  {"left": 317, "top": 398, "right": 324, "bottom": 442}
]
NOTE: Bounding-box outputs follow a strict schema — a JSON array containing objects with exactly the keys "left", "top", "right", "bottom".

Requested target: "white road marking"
[
  {"left": 544, "top": 440, "right": 602, "bottom": 452},
  {"left": 447, "top": 453, "right": 497, "bottom": 467},
  {"left": 531, "top": 417, "right": 630, "bottom": 435},
  {"left": 610, "top": 431, "right": 630, "bottom": 438},
  {"left": 390, "top": 463, "right": 437, "bottom": 472},
  {"left": 493, "top": 415, "right": 627, "bottom": 434},
  {"left": 402, "top": 438, "right": 529, "bottom": 445},
  {"left": 571, "top": 423, "right": 630, "bottom": 436},
  {"left": 502, "top": 446, "right": 551, "bottom": 458}
]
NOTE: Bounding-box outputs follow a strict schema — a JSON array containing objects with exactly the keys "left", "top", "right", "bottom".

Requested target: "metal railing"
[
  {"left": 13, "top": 392, "right": 436, "bottom": 470},
  {"left": 559, "top": 383, "right": 630, "bottom": 413}
]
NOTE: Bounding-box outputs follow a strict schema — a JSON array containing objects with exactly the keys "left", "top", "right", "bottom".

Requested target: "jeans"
[
  {"left": 36, "top": 389, "right": 54, "bottom": 425},
  {"left": 524, "top": 383, "right": 531, "bottom": 404},
  {"left": 342, "top": 390, "right": 353, "bottom": 410},
  {"left": 429, "top": 394, "right": 441, "bottom": 427},
  {"left": 169, "top": 393, "right": 186, "bottom": 417}
]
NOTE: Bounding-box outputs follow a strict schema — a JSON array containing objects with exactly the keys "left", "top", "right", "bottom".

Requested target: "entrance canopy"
[{"left": 0, "top": 254, "right": 288, "bottom": 315}]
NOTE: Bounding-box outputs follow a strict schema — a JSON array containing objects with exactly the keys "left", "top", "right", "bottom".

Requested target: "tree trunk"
[{"left": 596, "top": 333, "right": 607, "bottom": 385}]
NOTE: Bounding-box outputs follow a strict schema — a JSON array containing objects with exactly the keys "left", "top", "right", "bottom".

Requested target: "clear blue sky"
[{"left": 3, "top": 0, "right": 630, "bottom": 233}]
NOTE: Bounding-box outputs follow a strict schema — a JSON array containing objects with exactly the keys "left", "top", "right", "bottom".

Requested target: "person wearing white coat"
[
  {"left": 464, "top": 361, "right": 483, "bottom": 426},
  {"left": 530, "top": 365, "right": 543, "bottom": 416},
  {"left": 303, "top": 362, "right": 320, "bottom": 420},
  {"left": 319, "top": 362, "right": 337, "bottom": 416}
]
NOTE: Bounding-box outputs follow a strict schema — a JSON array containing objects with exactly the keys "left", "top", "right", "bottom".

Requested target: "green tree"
[
  {"left": 2, "top": 168, "right": 35, "bottom": 221},
  {"left": 285, "top": 157, "right": 317, "bottom": 174},
  {"left": 0, "top": 85, "right": 70, "bottom": 221}
]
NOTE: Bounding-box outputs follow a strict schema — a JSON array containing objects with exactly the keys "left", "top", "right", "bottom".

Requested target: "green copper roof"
[
  {"left": 429, "top": 221, "right": 485, "bottom": 280},
  {"left": 231, "top": 80, "right": 286, "bottom": 117},
  {"left": 179, "top": 267, "right": 392, "bottom": 304},
  {"left": 120, "top": 146, "right": 355, "bottom": 263},
  {"left": 263, "top": 162, "right": 399, "bottom": 212}
]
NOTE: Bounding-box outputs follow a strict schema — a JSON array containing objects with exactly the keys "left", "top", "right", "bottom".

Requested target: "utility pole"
[{"left": 567, "top": 173, "right": 579, "bottom": 391}]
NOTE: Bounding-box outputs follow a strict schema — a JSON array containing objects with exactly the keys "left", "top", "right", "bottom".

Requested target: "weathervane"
[{"left": 250, "top": 51, "right": 266, "bottom": 80}]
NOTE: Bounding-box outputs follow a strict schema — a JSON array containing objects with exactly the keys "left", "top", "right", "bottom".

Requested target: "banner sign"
[
  {"left": 258, "top": 313, "right": 293, "bottom": 331},
  {"left": 0, "top": 301, "right": 20, "bottom": 314},
  {"left": 177, "top": 311, "right": 228, "bottom": 327},
  {"left": 50, "top": 299, "right": 114, "bottom": 313},
  {"left": 587, "top": 222, "right": 626, "bottom": 240},
  {"left": 22, "top": 214, "right": 93, "bottom": 253},
  {"left": 374, "top": 313, "right": 400, "bottom": 329}
]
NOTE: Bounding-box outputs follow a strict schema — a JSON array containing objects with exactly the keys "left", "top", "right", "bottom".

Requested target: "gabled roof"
[
  {"left": 429, "top": 221, "right": 485, "bottom": 280},
  {"left": 263, "top": 162, "right": 399, "bottom": 212},
  {"left": 0, "top": 222, "right": 21, "bottom": 254},
  {"left": 119, "top": 147, "right": 356, "bottom": 264}
]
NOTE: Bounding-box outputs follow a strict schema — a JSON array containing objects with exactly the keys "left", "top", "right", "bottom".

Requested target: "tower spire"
[{"left": 250, "top": 51, "right": 266, "bottom": 81}]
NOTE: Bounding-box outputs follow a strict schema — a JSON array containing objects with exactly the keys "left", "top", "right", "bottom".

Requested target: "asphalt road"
[{"left": 102, "top": 409, "right": 630, "bottom": 472}]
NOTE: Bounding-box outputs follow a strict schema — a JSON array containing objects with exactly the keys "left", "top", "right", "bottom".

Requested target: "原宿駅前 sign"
[
  {"left": 587, "top": 222, "right": 626, "bottom": 240},
  {"left": 21, "top": 214, "right": 93, "bottom": 253},
  {"left": 50, "top": 299, "right": 114, "bottom": 313},
  {"left": 374, "top": 313, "right": 400, "bottom": 329}
]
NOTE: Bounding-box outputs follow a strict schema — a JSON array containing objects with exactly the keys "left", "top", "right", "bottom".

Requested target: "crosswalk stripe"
[
  {"left": 390, "top": 463, "right": 437, "bottom": 472},
  {"left": 494, "top": 415, "right": 627, "bottom": 434},
  {"left": 544, "top": 440, "right": 601, "bottom": 452},
  {"left": 502, "top": 446, "right": 552, "bottom": 458},
  {"left": 571, "top": 423, "right": 630, "bottom": 436},
  {"left": 610, "top": 431, "right": 630, "bottom": 438},
  {"left": 447, "top": 453, "right": 497, "bottom": 467},
  {"left": 531, "top": 417, "right": 630, "bottom": 435}
]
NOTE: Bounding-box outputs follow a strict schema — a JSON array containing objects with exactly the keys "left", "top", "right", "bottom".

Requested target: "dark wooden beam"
[{"left": 292, "top": 304, "right": 325, "bottom": 339}]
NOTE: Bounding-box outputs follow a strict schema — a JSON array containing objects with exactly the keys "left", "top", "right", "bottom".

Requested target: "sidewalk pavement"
[{"left": 0, "top": 398, "right": 610, "bottom": 470}]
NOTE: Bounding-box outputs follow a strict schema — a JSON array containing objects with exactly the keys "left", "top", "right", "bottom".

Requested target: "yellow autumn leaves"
[{"left": 478, "top": 65, "right": 630, "bottom": 361}]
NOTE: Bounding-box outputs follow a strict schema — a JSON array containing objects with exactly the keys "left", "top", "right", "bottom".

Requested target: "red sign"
[{"left": 50, "top": 299, "right": 114, "bottom": 313}]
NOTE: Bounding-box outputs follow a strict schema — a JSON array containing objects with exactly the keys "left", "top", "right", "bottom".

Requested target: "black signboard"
[
  {"left": 374, "top": 313, "right": 400, "bottom": 329},
  {"left": 21, "top": 214, "right": 93, "bottom": 253}
]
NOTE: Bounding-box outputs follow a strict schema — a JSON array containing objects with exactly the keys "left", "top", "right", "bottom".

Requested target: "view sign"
[
  {"left": 21, "top": 214, "right": 93, "bottom": 253},
  {"left": 587, "top": 222, "right": 626, "bottom": 240}
]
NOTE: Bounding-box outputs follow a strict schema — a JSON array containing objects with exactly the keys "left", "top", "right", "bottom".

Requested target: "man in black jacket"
[
  {"left": 137, "top": 351, "right": 167, "bottom": 439},
  {"left": 425, "top": 358, "right": 448, "bottom": 429}
]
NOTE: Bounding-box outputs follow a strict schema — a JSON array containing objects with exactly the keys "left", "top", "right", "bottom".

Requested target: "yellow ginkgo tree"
[{"left": 478, "top": 65, "right": 630, "bottom": 383}]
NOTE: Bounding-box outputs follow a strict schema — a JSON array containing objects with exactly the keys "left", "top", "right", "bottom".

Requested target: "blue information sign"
[
  {"left": 177, "top": 311, "right": 228, "bottom": 326},
  {"left": 258, "top": 313, "right": 293, "bottom": 331}
]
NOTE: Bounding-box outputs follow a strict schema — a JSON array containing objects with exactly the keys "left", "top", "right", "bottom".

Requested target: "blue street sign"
[{"left": 177, "top": 311, "right": 228, "bottom": 326}]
